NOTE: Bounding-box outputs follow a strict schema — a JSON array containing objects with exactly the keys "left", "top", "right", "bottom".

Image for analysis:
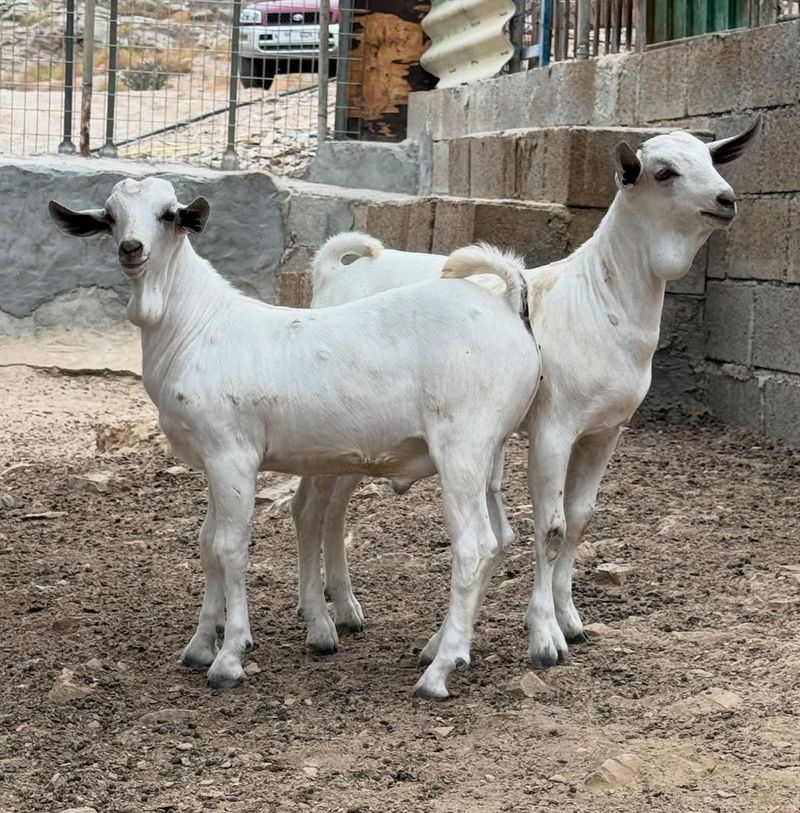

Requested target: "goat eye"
[
  {"left": 655, "top": 167, "right": 679, "bottom": 182},
  {"left": 161, "top": 211, "right": 176, "bottom": 223}
]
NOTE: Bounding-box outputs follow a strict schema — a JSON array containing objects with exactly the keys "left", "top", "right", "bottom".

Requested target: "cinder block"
[
  {"left": 566, "top": 207, "right": 604, "bottom": 253},
  {"left": 685, "top": 33, "right": 743, "bottom": 116},
  {"left": 279, "top": 270, "right": 312, "bottom": 308},
  {"left": 406, "top": 89, "right": 431, "bottom": 141},
  {"left": 471, "top": 201, "right": 570, "bottom": 268},
  {"left": 547, "top": 60, "right": 596, "bottom": 126},
  {"left": 706, "top": 231, "right": 729, "bottom": 279},
  {"left": 705, "top": 281, "right": 754, "bottom": 365},
  {"left": 515, "top": 129, "right": 569, "bottom": 203},
  {"left": 360, "top": 201, "right": 435, "bottom": 253},
  {"left": 447, "top": 138, "right": 471, "bottom": 197},
  {"left": 287, "top": 192, "right": 355, "bottom": 246},
  {"left": 469, "top": 134, "right": 517, "bottom": 199},
  {"left": 724, "top": 197, "right": 791, "bottom": 283},
  {"left": 763, "top": 373, "right": 800, "bottom": 447},
  {"left": 753, "top": 284, "right": 800, "bottom": 374},
  {"left": 739, "top": 22, "right": 800, "bottom": 110},
  {"left": 638, "top": 41, "right": 690, "bottom": 123},
  {"left": 786, "top": 199, "right": 800, "bottom": 284},
  {"left": 650, "top": 293, "right": 706, "bottom": 406},
  {"left": 719, "top": 108, "right": 800, "bottom": 195},
  {"left": 495, "top": 70, "right": 535, "bottom": 132},
  {"left": 431, "top": 140, "right": 450, "bottom": 195},
  {"left": 431, "top": 198, "right": 475, "bottom": 254},
  {"left": 706, "top": 364, "right": 763, "bottom": 434},
  {"left": 467, "top": 79, "right": 505, "bottom": 135}
]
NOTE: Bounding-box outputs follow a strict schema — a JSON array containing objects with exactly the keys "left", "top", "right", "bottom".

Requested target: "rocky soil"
[{"left": 1, "top": 365, "right": 799, "bottom": 812}]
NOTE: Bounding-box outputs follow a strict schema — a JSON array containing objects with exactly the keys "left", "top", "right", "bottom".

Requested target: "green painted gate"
[{"left": 647, "top": 0, "right": 751, "bottom": 43}]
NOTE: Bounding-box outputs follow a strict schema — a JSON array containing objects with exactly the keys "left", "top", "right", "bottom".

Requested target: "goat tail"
[
  {"left": 312, "top": 231, "right": 384, "bottom": 288},
  {"left": 441, "top": 243, "right": 532, "bottom": 334}
]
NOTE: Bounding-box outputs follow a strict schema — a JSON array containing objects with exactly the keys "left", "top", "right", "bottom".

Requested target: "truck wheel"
[{"left": 240, "top": 58, "right": 276, "bottom": 90}]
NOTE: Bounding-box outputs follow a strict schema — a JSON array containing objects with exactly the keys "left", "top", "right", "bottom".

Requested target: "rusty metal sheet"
[{"left": 420, "top": 0, "right": 516, "bottom": 88}]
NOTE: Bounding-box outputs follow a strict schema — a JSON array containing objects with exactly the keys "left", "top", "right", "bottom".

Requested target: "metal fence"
[{"left": 0, "top": 0, "right": 361, "bottom": 172}]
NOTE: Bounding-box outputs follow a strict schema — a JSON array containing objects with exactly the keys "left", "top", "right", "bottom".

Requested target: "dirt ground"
[{"left": 1, "top": 365, "right": 799, "bottom": 813}]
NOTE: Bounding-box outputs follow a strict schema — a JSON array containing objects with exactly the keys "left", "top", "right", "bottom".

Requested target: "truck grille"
[{"left": 265, "top": 12, "right": 319, "bottom": 24}]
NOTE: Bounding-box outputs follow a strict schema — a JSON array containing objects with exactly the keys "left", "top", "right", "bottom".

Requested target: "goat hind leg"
[{"left": 322, "top": 475, "right": 364, "bottom": 633}]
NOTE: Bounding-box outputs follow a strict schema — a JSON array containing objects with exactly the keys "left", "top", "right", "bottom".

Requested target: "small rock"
[
  {"left": 83, "top": 657, "right": 104, "bottom": 671},
  {"left": 594, "top": 562, "right": 632, "bottom": 587},
  {"left": 548, "top": 774, "right": 569, "bottom": 784},
  {"left": 509, "top": 504, "right": 534, "bottom": 519},
  {"left": 244, "top": 661, "right": 261, "bottom": 676},
  {"left": 48, "top": 669, "right": 93, "bottom": 703},
  {"left": 51, "top": 616, "right": 83, "bottom": 633},
  {"left": 485, "top": 654, "right": 501, "bottom": 664},
  {"left": 302, "top": 765, "right": 319, "bottom": 778},
  {"left": 22, "top": 510, "right": 67, "bottom": 521},
  {"left": 49, "top": 772, "right": 66, "bottom": 789},
  {"left": 354, "top": 482, "right": 382, "bottom": 499},
  {"left": 68, "top": 471, "right": 114, "bottom": 494},
  {"left": 57, "top": 808, "right": 99, "bottom": 813},
  {"left": 138, "top": 708, "right": 197, "bottom": 725},
  {"left": 584, "top": 622, "right": 615, "bottom": 637},
  {"left": 255, "top": 477, "right": 300, "bottom": 505},
  {"left": 164, "top": 465, "right": 191, "bottom": 477},
  {"left": 584, "top": 753, "right": 641, "bottom": 789},
  {"left": 176, "top": 742, "right": 194, "bottom": 751},
  {"left": 432, "top": 725, "right": 454, "bottom": 739},
  {"left": 506, "top": 671, "right": 553, "bottom": 698}
]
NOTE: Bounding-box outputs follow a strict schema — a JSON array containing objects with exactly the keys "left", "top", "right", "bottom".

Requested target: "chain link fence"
[{"left": 0, "top": 0, "right": 360, "bottom": 173}]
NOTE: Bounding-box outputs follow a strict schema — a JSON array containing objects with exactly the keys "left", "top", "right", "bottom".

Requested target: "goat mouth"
[
  {"left": 119, "top": 258, "right": 148, "bottom": 277},
  {"left": 701, "top": 210, "right": 735, "bottom": 227}
]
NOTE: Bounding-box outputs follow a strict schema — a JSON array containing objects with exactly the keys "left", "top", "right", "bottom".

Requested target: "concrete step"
[
  {"left": 277, "top": 178, "right": 590, "bottom": 307},
  {"left": 432, "top": 125, "right": 711, "bottom": 207}
]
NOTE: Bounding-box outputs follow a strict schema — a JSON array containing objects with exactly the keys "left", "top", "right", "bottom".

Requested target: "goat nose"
[
  {"left": 119, "top": 239, "right": 143, "bottom": 256},
  {"left": 717, "top": 191, "right": 736, "bottom": 209}
]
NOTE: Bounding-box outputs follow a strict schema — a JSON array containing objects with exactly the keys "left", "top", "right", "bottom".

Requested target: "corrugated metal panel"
[{"left": 420, "top": 0, "right": 516, "bottom": 88}]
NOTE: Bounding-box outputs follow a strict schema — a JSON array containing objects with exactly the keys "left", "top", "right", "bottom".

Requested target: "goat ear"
[
  {"left": 177, "top": 196, "right": 210, "bottom": 234},
  {"left": 48, "top": 201, "right": 110, "bottom": 237},
  {"left": 614, "top": 142, "right": 642, "bottom": 187},
  {"left": 708, "top": 115, "right": 762, "bottom": 165}
]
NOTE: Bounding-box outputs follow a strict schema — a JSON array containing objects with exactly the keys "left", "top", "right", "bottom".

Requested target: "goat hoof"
[
  {"left": 412, "top": 684, "right": 449, "bottom": 702},
  {"left": 207, "top": 672, "right": 244, "bottom": 690},
  {"left": 417, "top": 651, "right": 434, "bottom": 668},
  {"left": 336, "top": 620, "right": 364, "bottom": 635},
  {"left": 323, "top": 587, "right": 332, "bottom": 602},
  {"left": 454, "top": 657, "right": 469, "bottom": 673},
  {"left": 566, "top": 630, "right": 589, "bottom": 645},
  {"left": 244, "top": 640, "right": 254, "bottom": 652},
  {"left": 307, "top": 641, "right": 338, "bottom": 656},
  {"left": 215, "top": 624, "right": 225, "bottom": 637},
  {"left": 529, "top": 650, "right": 559, "bottom": 669},
  {"left": 181, "top": 652, "right": 215, "bottom": 671}
]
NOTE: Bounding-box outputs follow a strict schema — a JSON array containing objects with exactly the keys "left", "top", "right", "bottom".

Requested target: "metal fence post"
[
  {"left": 333, "top": 0, "right": 353, "bottom": 139},
  {"left": 79, "top": 0, "right": 96, "bottom": 156},
  {"left": 508, "top": 0, "right": 525, "bottom": 72},
  {"left": 539, "top": 0, "right": 552, "bottom": 66},
  {"left": 221, "top": 0, "right": 242, "bottom": 170},
  {"left": 317, "top": 0, "right": 331, "bottom": 143},
  {"left": 58, "top": 0, "right": 77, "bottom": 153},
  {"left": 98, "top": 0, "right": 119, "bottom": 158},
  {"left": 636, "top": 0, "right": 648, "bottom": 49},
  {"left": 575, "top": 0, "right": 591, "bottom": 59}
]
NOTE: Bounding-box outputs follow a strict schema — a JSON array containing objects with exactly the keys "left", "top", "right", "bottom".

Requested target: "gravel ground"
[{"left": 1, "top": 365, "right": 799, "bottom": 813}]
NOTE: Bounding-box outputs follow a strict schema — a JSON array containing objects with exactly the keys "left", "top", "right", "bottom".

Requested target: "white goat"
[
  {"left": 49, "top": 178, "right": 541, "bottom": 699},
  {"left": 294, "top": 120, "right": 761, "bottom": 669}
]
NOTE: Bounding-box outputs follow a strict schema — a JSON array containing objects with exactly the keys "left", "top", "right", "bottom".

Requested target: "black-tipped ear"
[
  {"left": 177, "top": 196, "right": 210, "bottom": 234},
  {"left": 48, "top": 200, "right": 110, "bottom": 237},
  {"left": 614, "top": 142, "right": 642, "bottom": 187},
  {"left": 708, "top": 115, "right": 761, "bottom": 165}
]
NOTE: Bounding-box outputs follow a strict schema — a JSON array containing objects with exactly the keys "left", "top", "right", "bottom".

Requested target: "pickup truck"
[{"left": 239, "top": 0, "right": 340, "bottom": 89}]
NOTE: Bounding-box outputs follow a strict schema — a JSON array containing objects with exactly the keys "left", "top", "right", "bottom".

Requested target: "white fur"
[
  {"left": 295, "top": 125, "right": 759, "bottom": 668},
  {"left": 49, "top": 178, "right": 541, "bottom": 699}
]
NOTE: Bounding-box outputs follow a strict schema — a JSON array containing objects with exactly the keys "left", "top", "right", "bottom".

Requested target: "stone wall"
[{"left": 409, "top": 21, "right": 800, "bottom": 443}]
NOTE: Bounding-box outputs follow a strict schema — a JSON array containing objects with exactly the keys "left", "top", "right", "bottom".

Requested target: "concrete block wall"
[{"left": 409, "top": 20, "right": 800, "bottom": 444}]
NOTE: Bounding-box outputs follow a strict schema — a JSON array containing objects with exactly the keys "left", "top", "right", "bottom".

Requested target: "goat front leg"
[
  {"left": 322, "top": 475, "right": 364, "bottom": 633},
  {"left": 554, "top": 427, "right": 621, "bottom": 643},
  {"left": 181, "top": 493, "right": 224, "bottom": 670},
  {"left": 526, "top": 427, "right": 572, "bottom": 668},
  {"left": 205, "top": 455, "right": 257, "bottom": 689},
  {"left": 414, "top": 464, "right": 498, "bottom": 700},
  {"left": 292, "top": 476, "right": 339, "bottom": 654}
]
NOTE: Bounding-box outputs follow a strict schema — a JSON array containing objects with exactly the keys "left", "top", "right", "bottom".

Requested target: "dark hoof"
[
  {"left": 307, "top": 642, "right": 338, "bottom": 656},
  {"left": 455, "top": 657, "right": 469, "bottom": 673},
  {"left": 181, "top": 653, "right": 214, "bottom": 671},
  {"left": 323, "top": 587, "right": 332, "bottom": 602},
  {"left": 566, "top": 631, "right": 589, "bottom": 645},
  {"left": 557, "top": 649, "right": 568, "bottom": 665},
  {"left": 529, "top": 650, "right": 559, "bottom": 669},
  {"left": 336, "top": 621, "right": 365, "bottom": 636},
  {"left": 412, "top": 686, "right": 449, "bottom": 702},
  {"left": 244, "top": 640, "right": 254, "bottom": 652},
  {"left": 207, "top": 674, "right": 244, "bottom": 690},
  {"left": 417, "top": 651, "right": 434, "bottom": 668},
  {"left": 215, "top": 625, "right": 225, "bottom": 637}
]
